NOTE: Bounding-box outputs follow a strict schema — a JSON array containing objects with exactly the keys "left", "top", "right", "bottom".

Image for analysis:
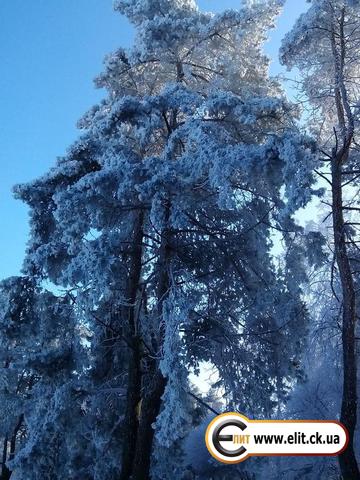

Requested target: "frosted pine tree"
[
  {"left": 9, "top": 1, "right": 319, "bottom": 479},
  {"left": 0, "top": 277, "right": 83, "bottom": 480},
  {"left": 281, "top": 2, "right": 360, "bottom": 477}
]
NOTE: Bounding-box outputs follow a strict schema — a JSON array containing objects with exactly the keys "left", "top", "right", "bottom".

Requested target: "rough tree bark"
[
  {"left": 1, "top": 436, "right": 10, "bottom": 480},
  {"left": 120, "top": 210, "right": 145, "bottom": 480},
  {"left": 330, "top": 12, "right": 360, "bottom": 479},
  {"left": 332, "top": 158, "right": 359, "bottom": 480},
  {"left": 131, "top": 201, "right": 171, "bottom": 480},
  {"left": 0, "top": 413, "right": 24, "bottom": 480}
]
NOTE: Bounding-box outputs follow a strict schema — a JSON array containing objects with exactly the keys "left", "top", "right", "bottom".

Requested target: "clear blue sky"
[{"left": 0, "top": 0, "right": 308, "bottom": 279}]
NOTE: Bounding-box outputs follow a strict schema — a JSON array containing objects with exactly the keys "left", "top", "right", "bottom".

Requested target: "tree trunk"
[
  {"left": 131, "top": 367, "right": 167, "bottom": 480},
  {"left": 120, "top": 211, "right": 145, "bottom": 480},
  {"left": 329, "top": 16, "right": 360, "bottom": 476},
  {"left": 8, "top": 414, "right": 23, "bottom": 464},
  {"left": 0, "top": 412, "right": 23, "bottom": 480},
  {"left": 1, "top": 437, "right": 10, "bottom": 480},
  {"left": 131, "top": 201, "right": 171, "bottom": 480},
  {"left": 332, "top": 158, "right": 360, "bottom": 480}
]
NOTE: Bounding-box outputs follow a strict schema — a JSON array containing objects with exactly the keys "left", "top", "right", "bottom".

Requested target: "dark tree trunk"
[
  {"left": 329, "top": 16, "right": 360, "bottom": 476},
  {"left": 131, "top": 201, "right": 171, "bottom": 480},
  {"left": 131, "top": 368, "right": 167, "bottom": 480},
  {"left": 0, "top": 413, "right": 23, "bottom": 480},
  {"left": 1, "top": 437, "right": 10, "bottom": 480},
  {"left": 332, "top": 158, "right": 360, "bottom": 480},
  {"left": 8, "top": 414, "right": 23, "bottom": 463},
  {"left": 120, "top": 211, "right": 145, "bottom": 480},
  {"left": 120, "top": 336, "right": 142, "bottom": 480}
]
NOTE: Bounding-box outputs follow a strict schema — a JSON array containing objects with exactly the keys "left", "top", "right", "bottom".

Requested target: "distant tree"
[{"left": 281, "top": 1, "right": 360, "bottom": 477}]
